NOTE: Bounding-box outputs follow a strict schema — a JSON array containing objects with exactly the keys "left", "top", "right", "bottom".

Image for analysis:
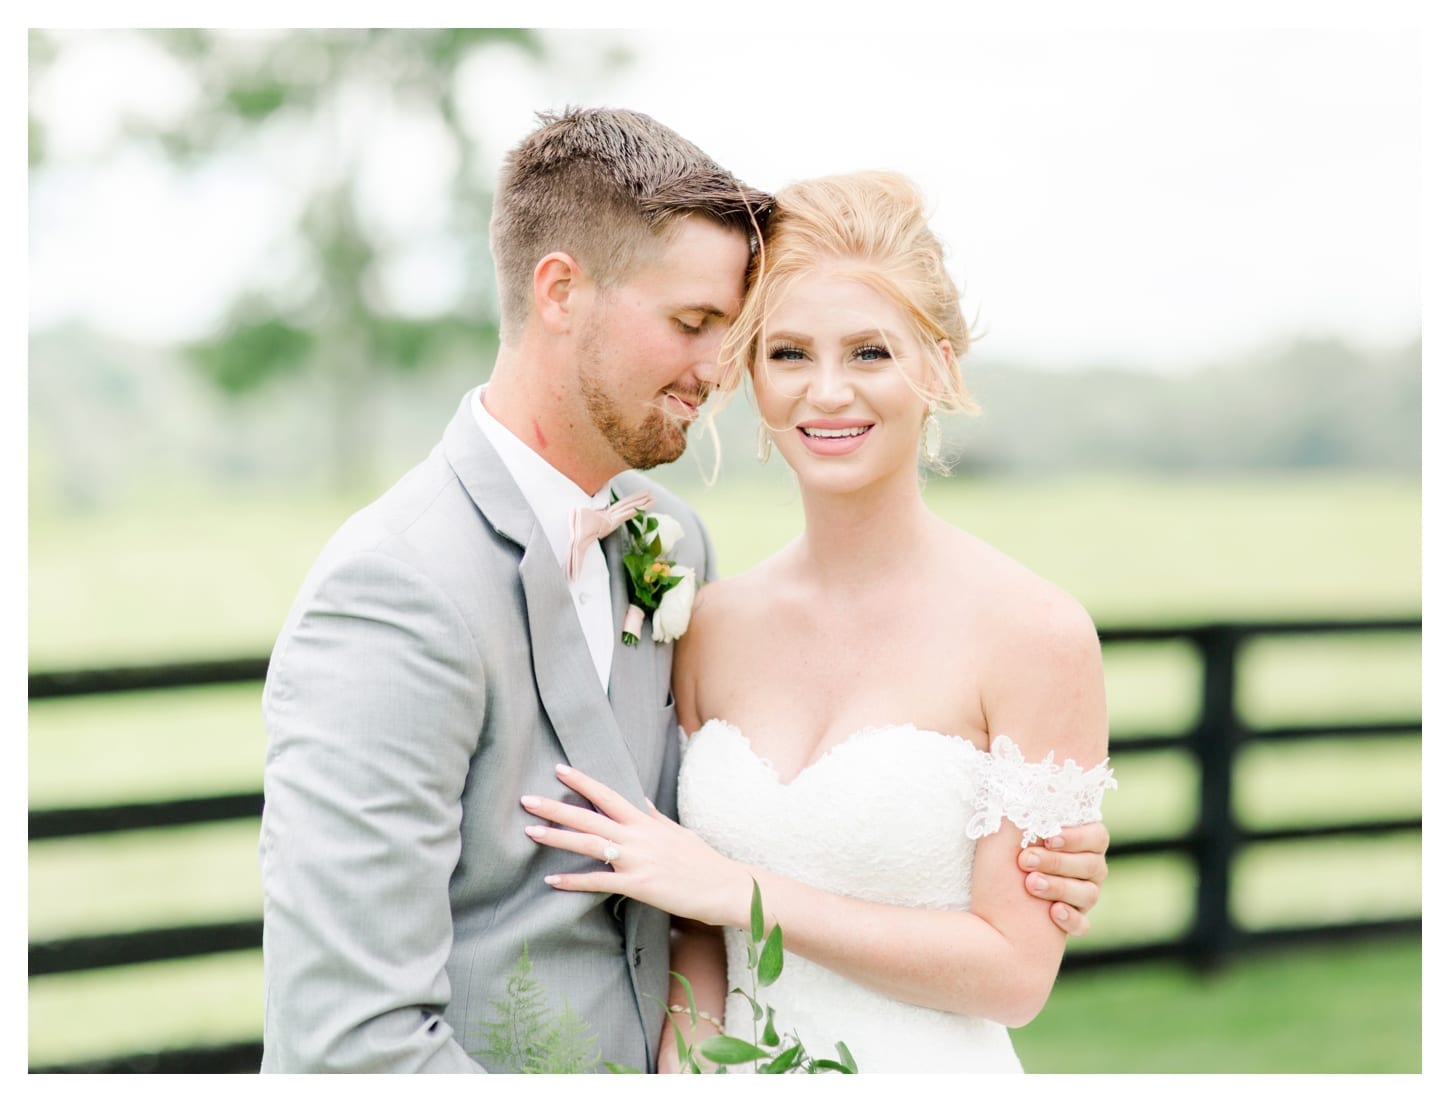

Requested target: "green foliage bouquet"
[
  {"left": 477, "top": 882, "right": 857, "bottom": 1074},
  {"left": 648, "top": 881, "right": 858, "bottom": 1075}
]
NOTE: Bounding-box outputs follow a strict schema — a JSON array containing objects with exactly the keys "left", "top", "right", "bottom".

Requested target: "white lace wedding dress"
[{"left": 676, "top": 719, "right": 1116, "bottom": 1073}]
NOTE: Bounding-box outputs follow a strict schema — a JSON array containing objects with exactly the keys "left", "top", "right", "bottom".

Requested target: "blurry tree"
[
  {"left": 947, "top": 336, "right": 1420, "bottom": 477},
  {"left": 27, "top": 29, "right": 619, "bottom": 491}
]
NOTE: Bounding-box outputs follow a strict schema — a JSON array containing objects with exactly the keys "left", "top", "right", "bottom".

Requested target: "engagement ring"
[{"left": 601, "top": 842, "right": 621, "bottom": 865}]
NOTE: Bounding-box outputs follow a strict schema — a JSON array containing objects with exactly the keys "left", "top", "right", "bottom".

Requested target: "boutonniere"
[{"left": 616, "top": 496, "right": 696, "bottom": 646}]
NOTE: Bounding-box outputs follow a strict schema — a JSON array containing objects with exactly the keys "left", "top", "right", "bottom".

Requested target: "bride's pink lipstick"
[{"left": 797, "top": 418, "right": 874, "bottom": 456}]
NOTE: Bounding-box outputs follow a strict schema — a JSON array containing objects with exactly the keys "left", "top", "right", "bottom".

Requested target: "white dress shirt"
[{"left": 470, "top": 386, "right": 616, "bottom": 692}]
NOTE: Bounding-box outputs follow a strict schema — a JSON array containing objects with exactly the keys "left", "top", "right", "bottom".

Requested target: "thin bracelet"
[{"left": 668, "top": 1004, "right": 724, "bottom": 1033}]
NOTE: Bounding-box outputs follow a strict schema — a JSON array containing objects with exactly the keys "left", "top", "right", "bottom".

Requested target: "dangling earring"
[
  {"left": 922, "top": 402, "right": 942, "bottom": 463},
  {"left": 756, "top": 421, "right": 773, "bottom": 464}
]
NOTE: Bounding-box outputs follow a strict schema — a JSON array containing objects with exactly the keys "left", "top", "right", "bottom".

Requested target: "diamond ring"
[{"left": 601, "top": 842, "right": 621, "bottom": 865}]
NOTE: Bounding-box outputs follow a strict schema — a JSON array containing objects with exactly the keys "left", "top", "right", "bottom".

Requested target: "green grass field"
[{"left": 27, "top": 472, "right": 1422, "bottom": 1070}]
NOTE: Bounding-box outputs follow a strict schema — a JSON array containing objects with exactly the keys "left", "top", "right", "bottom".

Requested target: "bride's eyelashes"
[
  {"left": 851, "top": 343, "right": 892, "bottom": 365},
  {"left": 766, "top": 341, "right": 808, "bottom": 362},
  {"left": 763, "top": 342, "right": 895, "bottom": 365}
]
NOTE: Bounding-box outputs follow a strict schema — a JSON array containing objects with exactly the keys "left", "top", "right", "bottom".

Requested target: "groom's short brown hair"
[{"left": 490, "top": 106, "right": 771, "bottom": 340}]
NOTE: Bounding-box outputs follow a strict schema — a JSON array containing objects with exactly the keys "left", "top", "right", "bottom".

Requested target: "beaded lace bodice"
[{"left": 676, "top": 719, "right": 1115, "bottom": 1073}]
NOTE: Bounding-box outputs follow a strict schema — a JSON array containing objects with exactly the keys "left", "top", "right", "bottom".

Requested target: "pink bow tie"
[{"left": 567, "top": 490, "right": 654, "bottom": 582}]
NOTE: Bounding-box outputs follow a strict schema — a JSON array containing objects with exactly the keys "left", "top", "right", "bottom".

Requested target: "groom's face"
[{"left": 574, "top": 215, "right": 750, "bottom": 470}]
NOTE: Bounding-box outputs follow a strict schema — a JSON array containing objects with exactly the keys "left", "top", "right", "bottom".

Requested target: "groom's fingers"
[
  {"left": 1023, "top": 858, "right": 1102, "bottom": 932},
  {"left": 1050, "top": 903, "right": 1091, "bottom": 937},
  {"left": 1026, "top": 870, "right": 1101, "bottom": 910},
  {"left": 1051, "top": 821, "right": 1111, "bottom": 861},
  {"left": 1020, "top": 847, "right": 1108, "bottom": 885}
]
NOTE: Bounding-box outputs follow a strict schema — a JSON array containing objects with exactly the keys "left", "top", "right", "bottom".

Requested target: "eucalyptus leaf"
[
  {"left": 762, "top": 1043, "right": 805, "bottom": 1074},
  {"left": 672, "top": 971, "right": 700, "bottom": 1025},
  {"left": 761, "top": 1005, "right": 779, "bottom": 1047},
  {"left": 670, "top": 1015, "right": 690, "bottom": 1066},
  {"left": 696, "top": 1035, "right": 771, "bottom": 1065},
  {"left": 758, "top": 924, "right": 784, "bottom": 987}
]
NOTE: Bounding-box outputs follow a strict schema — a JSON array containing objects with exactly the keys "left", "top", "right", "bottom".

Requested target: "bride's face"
[{"left": 752, "top": 266, "right": 937, "bottom": 495}]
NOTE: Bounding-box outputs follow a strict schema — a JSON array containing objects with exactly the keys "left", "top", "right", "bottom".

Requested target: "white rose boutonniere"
[
  {"left": 647, "top": 512, "right": 686, "bottom": 555},
  {"left": 616, "top": 496, "right": 694, "bottom": 646},
  {"left": 651, "top": 566, "right": 696, "bottom": 644}
]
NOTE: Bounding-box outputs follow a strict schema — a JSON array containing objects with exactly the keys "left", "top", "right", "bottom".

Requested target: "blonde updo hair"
[{"left": 719, "top": 171, "right": 978, "bottom": 417}]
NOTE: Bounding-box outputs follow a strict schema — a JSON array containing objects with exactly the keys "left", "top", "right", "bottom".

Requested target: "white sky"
[
  {"left": 563, "top": 27, "right": 1422, "bottom": 372},
  {"left": 24, "top": 16, "right": 1423, "bottom": 373}
]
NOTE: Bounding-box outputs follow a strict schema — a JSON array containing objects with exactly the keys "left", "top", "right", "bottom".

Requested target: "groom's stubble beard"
[{"left": 577, "top": 326, "right": 693, "bottom": 472}]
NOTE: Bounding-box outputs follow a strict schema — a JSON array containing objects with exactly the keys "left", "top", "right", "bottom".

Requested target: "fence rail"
[{"left": 28, "top": 615, "right": 1422, "bottom": 1072}]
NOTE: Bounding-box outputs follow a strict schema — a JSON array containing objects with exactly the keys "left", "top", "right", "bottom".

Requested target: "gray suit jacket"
[{"left": 259, "top": 391, "right": 715, "bottom": 1072}]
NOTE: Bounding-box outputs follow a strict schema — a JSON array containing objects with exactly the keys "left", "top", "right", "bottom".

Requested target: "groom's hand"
[{"left": 1018, "top": 822, "right": 1109, "bottom": 936}]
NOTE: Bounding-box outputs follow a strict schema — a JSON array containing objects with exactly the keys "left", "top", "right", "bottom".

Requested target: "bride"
[{"left": 522, "top": 171, "right": 1114, "bottom": 1072}]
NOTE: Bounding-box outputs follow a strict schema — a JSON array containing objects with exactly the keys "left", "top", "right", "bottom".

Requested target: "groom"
[{"left": 259, "top": 107, "right": 1109, "bottom": 1073}]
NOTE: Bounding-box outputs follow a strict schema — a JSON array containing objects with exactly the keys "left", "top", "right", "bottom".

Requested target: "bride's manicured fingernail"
[
  {"left": 1029, "top": 874, "right": 1048, "bottom": 893},
  {"left": 544, "top": 875, "right": 561, "bottom": 886},
  {"left": 521, "top": 795, "right": 540, "bottom": 809},
  {"left": 1048, "top": 836, "right": 1065, "bottom": 850},
  {"left": 525, "top": 825, "right": 545, "bottom": 838},
  {"left": 556, "top": 763, "right": 573, "bottom": 776},
  {"left": 1022, "top": 852, "right": 1040, "bottom": 869}
]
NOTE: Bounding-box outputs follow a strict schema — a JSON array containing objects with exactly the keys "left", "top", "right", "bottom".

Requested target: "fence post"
[{"left": 1190, "top": 625, "right": 1241, "bottom": 971}]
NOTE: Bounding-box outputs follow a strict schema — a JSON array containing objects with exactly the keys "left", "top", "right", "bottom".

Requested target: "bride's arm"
[
  {"left": 659, "top": 919, "right": 728, "bottom": 1071},
  {"left": 526, "top": 594, "right": 1108, "bottom": 1026}
]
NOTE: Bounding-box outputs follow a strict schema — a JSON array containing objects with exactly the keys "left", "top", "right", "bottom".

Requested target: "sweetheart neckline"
[{"left": 683, "top": 718, "right": 993, "bottom": 788}]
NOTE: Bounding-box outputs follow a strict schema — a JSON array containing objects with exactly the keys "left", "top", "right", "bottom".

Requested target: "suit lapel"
[
  {"left": 517, "top": 533, "right": 649, "bottom": 808},
  {"left": 444, "top": 392, "right": 649, "bottom": 809}
]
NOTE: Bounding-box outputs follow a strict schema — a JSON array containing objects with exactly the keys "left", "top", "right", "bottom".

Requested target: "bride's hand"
[{"left": 521, "top": 763, "right": 748, "bottom": 927}]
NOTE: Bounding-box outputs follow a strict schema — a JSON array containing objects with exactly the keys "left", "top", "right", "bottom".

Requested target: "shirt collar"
[{"left": 470, "top": 386, "right": 611, "bottom": 568}]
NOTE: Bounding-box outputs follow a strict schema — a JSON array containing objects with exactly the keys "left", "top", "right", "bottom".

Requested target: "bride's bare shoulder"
[
  {"left": 688, "top": 555, "right": 791, "bottom": 636},
  {"left": 940, "top": 521, "right": 1099, "bottom": 657},
  {"left": 938, "top": 522, "right": 1106, "bottom": 756}
]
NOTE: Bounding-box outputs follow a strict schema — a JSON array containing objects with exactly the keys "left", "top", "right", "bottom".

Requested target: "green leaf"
[
  {"left": 761, "top": 1005, "right": 779, "bottom": 1047},
  {"left": 758, "top": 924, "right": 784, "bottom": 987},
  {"left": 696, "top": 1035, "right": 771, "bottom": 1065},
  {"left": 671, "top": 971, "right": 700, "bottom": 1025},
  {"left": 836, "top": 1041, "right": 859, "bottom": 1073},
  {"left": 603, "top": 1061, "right": 642, "bottom": 1074},
  {"left": 649, "top": 992, "right": 691, "bottom": 1068},
  {"left": 750, "top": 880, "right": 764, "bottom": 943},
  {"left": 761, "top": 1043, "right": 804, "bottom": 1074}
]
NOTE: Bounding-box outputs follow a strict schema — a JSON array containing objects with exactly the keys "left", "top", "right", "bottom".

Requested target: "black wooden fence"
[{"left": 28, "top": 616, "right": 1422, "bottom": 1073}]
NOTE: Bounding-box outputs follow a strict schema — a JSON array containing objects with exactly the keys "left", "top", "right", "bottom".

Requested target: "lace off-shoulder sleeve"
[{"left": 964, "top": 734, "right": 1117, "bottom": 847}]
